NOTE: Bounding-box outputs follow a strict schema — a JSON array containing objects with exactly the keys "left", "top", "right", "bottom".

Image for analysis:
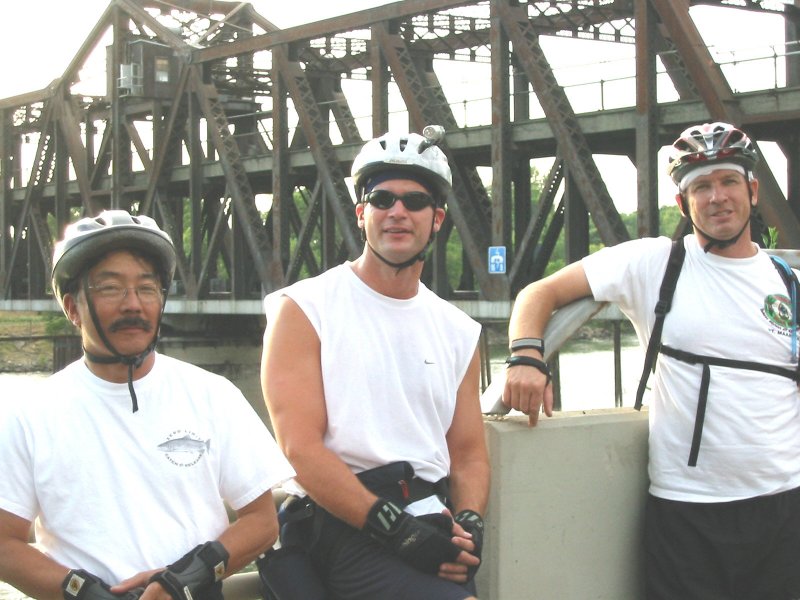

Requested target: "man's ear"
[
  {"left": 63, "top": 293, "right": 81, "bottom": 327},
  {"left": 355, "top": 202, "right": 365, "bottom": 229},
  {"left": 748, "top": 178, "right": 759, "bottom": 208},
  {"left": 675, "top": 193, "right": 687, "bottom": 217},
  {"left": 433, "top": 207, "right": 446, "bottom": 232}
]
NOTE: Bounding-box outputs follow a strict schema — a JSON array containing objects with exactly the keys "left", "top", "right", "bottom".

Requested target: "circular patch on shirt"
[
  {"left": 763, "top": 293, "right": 793, "bottom": 330},
  {"left": 157, "top": 430, "right": 210, "bottom": 467}
]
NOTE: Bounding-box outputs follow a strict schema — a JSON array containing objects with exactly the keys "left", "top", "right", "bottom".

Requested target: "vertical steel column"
[
  {"left": 563, "top": 171, "right": 589, "bottom": 264},
  {"left": 271, "top": 67, "right": 290, "bottom": 285},
  {"left": 370, "top": 37, "right": 390, "bottom": 137},
  {"left": 635, "top": 0, "right": 660, "bottom": 238},
  {"left": 0, "top": 109, "right": 8, "bottom": 297},
  {"left": 110, "top": 7, "right": 127, "bottom": 210},
  {"left": 512, "top": 57, "right": 531, "bottom": 260},
  {"left": 490, "top": 0, "right": 512, "bottom": 251}
]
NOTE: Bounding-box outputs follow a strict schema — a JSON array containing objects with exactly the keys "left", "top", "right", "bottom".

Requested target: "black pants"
[{"left": 645, "top": 487, "right": 800, "bottom": 600}]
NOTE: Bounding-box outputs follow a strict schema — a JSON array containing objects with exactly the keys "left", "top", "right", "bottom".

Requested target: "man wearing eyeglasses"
[
  {"left": 260, "top": 127, "right": 489, "bottom": 600},
  {"left": 504, "top": 122, "right": 800, "bottom": 599},
  {"left": 0, "top": 210, "right": 294, "bottom": 600}
]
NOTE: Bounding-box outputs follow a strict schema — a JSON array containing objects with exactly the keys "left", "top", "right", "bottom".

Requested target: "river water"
[{"left": 0, "top": 337, "right": 646, "bottom": 598}]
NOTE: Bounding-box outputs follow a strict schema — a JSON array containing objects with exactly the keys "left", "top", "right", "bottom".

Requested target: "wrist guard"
[
  {"left": 149, "top": 541, "right": 229, "bottom": 600},
  {"left": 454, "top": 509, "right": 485, "bottom": 580},
  {"left": 363, "top": 499, "right": 461, "bottom": 574},
  {"left": 62, "top": 570, "right": 143, "bottom": 600}
]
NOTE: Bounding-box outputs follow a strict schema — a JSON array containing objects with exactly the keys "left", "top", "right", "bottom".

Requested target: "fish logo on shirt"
[{"left": 158, "top": 431, "right": 209, "bottom": 467}]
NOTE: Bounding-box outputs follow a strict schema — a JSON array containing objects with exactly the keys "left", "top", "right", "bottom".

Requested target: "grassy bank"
[{"left": 0, "top": 312, "right": 72, "bottom": 372}]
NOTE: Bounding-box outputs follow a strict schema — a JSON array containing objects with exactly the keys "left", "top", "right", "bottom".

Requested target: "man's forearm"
[
  {"left": 448, "top": 457, "right": 490, "bottom": 516},
  {"left": 0, "top": 538, "right": 68, "bottom": 600}
]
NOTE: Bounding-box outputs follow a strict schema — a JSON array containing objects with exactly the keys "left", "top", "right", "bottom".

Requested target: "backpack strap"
[
  {"left": 634, "top": 238, "right": 686, "bottom": 410},
  {"left": 769, "top": 254, "right": 799, "bottom": 365}
]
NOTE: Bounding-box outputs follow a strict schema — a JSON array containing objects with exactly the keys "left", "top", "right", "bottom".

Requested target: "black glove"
[
  {"left": 363, "top": 499, "right": 461, "bottom": 574},
  {"left": 454, "top": 509, "right": 485, "bottom": 580},
  {"left": 149, "top": 541, "right": 229, "bottom": 600},
  {"left": 62, "top": 570, "right": 143, "bottom": 600}
]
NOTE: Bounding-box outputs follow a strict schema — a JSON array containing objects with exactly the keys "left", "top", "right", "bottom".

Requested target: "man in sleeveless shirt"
[{"left": 261, "top": 127, "right": 489, "bottom": 600}]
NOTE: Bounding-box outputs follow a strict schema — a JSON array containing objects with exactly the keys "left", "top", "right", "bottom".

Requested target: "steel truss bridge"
[{"left": 1, "top": 0, "right": 799, "bottom": 319}]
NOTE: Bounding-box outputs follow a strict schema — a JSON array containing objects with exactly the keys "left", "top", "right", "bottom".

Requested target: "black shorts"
[
  {"left": 279, "top": 495, "right": 476, "bottom": 600},
  {"left": 324, "top": 528, "right": 477, "bottom": 600},
  {"left": 645, "top": 487, "right": 800, "bottom": 600}
]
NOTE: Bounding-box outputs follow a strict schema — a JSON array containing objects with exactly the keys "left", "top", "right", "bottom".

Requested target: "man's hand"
[
  {"left": 503, "top": 359, "right": 554, "bottom": 426},
  {"left": 453, "top": 510, "right": 484, "bottom": 581},
  {"left": 62, "top": 570, "right": 143, "bottom": 600},
  {"left": 363, "top": 499, "right": 469, "bottom": 575},
  {"left": 111, "top": 570, "right": 168, "bottom": 600}
]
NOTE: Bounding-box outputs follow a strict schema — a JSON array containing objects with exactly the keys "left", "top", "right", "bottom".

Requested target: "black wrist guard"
[
  {"left": 62, "top": 570, "right": 143, "bottom": 600},
  {"left": 505, "top": 355, "right": 552, "bottom": 383},
  {"left": 149, "top": 541, "right": 229, "bottom": 600},
  {"left": 363, "top": 499, "right": 461, "bottom": 574},
  {"left": 454, "top": 509, "right": 485, "bottom": 580}
]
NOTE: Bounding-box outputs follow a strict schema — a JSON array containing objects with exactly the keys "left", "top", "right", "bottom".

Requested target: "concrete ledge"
[
  {"left": 476, "top": 409, "right": 649, "bottom": 600},
  {"left": 222, "top": 571, "right": 262, "bottom": 600}
]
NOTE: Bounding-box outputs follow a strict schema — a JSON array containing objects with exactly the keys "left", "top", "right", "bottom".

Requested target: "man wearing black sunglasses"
[
  {"left": 504, "top": 122, "right": 800, "bottom": 599},
  {"left": 261, "top": 127, "right": 489, "bottom": 600}
]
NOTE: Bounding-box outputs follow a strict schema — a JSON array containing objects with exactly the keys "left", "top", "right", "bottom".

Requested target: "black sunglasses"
[{"left": 363, "top": 190, "right": 436, "bottom": 212}]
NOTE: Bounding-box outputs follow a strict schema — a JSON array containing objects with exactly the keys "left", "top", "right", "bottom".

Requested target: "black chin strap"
[
  {"left": 694, "top": 216, "right": 752, "bottom": 253},
  {"left": 684, "top": 175, "right": 755, "bottom": 253},
  {"left": 366, "top": 218, "right": 437, "bottom": 274},
  {"left": 82, "top": 278, "right": 164, "bottom": 413}
]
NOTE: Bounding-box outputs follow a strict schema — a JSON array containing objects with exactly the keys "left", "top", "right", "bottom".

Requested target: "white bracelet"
[{"left": 509, "top": 337, "right": 545, "bottom": 354}]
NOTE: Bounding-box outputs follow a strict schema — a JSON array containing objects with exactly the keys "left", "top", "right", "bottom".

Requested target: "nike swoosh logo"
[{"left": 424, "top": 359, "right": 435, "bottom": 365}]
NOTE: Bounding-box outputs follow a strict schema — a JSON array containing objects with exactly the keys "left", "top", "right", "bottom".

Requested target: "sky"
[{"left": 0, "top": 0, "right": 789, "bottom": 213}]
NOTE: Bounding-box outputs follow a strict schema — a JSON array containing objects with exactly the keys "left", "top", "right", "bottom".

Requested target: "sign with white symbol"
[{"left": 488, "top": 246, "right": 506, "bottom": 274}]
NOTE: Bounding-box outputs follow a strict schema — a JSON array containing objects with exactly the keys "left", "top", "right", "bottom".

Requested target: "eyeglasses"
[
  {"left": 363, "top": 190, "right": 436, "bottom": 212},
  {"left": 88, "top": 284, "right": 165, "bottom": 304}
]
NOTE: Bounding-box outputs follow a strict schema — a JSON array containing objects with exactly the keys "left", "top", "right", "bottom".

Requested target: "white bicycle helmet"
[
  {"left": 667, "top": 122, "right": 758, "bottom": 186},
  {"left": 52, "top": 210, "right": 176, "bottom": 313},
  {"left": 351, "top": 125, "right": 452, "bottom": 204}
]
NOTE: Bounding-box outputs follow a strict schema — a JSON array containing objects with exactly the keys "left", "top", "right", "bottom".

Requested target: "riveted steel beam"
[{"left": 497, "top": 0, "right": 630, "bottom": 248}]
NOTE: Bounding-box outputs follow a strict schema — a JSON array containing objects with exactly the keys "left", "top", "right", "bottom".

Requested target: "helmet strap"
[
  {"left": 81, "top": 277, "right": 165, "bottom": 413},
  {"left": 365, "top": 216, "right": 437, "bottom": 274},
  {"left": 681, "top": 170, "right": 755, "bottom": 253}
]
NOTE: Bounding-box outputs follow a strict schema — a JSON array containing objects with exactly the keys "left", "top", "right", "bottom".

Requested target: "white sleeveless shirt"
[{"left": 265, "top": 263, "right": 481, "bottom": 497}]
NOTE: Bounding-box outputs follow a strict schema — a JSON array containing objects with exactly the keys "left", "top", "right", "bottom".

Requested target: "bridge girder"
[{"left": 1, "top": 0, "right": 799, "bottom": 308}]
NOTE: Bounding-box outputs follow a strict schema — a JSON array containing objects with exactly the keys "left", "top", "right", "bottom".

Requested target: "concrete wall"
[
  {"left": 168, "top": 340, "right": 652, "bottom": 599},
  {"left": 475, "top": 410, "right": 649, "bottom": 600}
]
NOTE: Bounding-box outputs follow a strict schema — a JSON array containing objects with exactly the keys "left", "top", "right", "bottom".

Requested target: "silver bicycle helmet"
[
  {"left": 351, "top": 125, "right": 452, "bottom": 204},
  {"left": 667, "top": 122, "right": 758, "bottom": 187},
  {"left": 52, "top": 210, "right": 176, "bottom": 314},
  {"left": 52, "top": 210, "right": 177, "bottom": 413}
]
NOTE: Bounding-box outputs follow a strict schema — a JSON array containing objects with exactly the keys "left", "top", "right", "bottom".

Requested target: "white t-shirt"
[
  {"left": 264, "top": 263, "right": 481, "bottom": 505},
  {"left": 583, "top": 235, "right": 800, "bottom": 502},
  {"left": 0, "top": 353, "right": 295, "bottom": 583}
]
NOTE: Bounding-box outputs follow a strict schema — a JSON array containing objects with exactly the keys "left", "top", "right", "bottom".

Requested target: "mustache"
[{"left": 109, "top": 317, "right": 153, "bottom": 332}]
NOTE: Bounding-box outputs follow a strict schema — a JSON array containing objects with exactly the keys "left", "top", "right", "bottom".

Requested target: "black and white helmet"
[
  {"left": 351, "top": 125, "right": 452, "bottom": 205},
  {"left": 667, "top": 122, "right": 758, "bottom": 186},
  {"left": 52, "top": 210, "right": 176, "bottom": 314}
]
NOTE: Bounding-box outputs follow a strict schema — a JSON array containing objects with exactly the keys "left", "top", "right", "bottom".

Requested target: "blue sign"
[{"left": 488, "top": 246, "right": 506, "bottom": 274}]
